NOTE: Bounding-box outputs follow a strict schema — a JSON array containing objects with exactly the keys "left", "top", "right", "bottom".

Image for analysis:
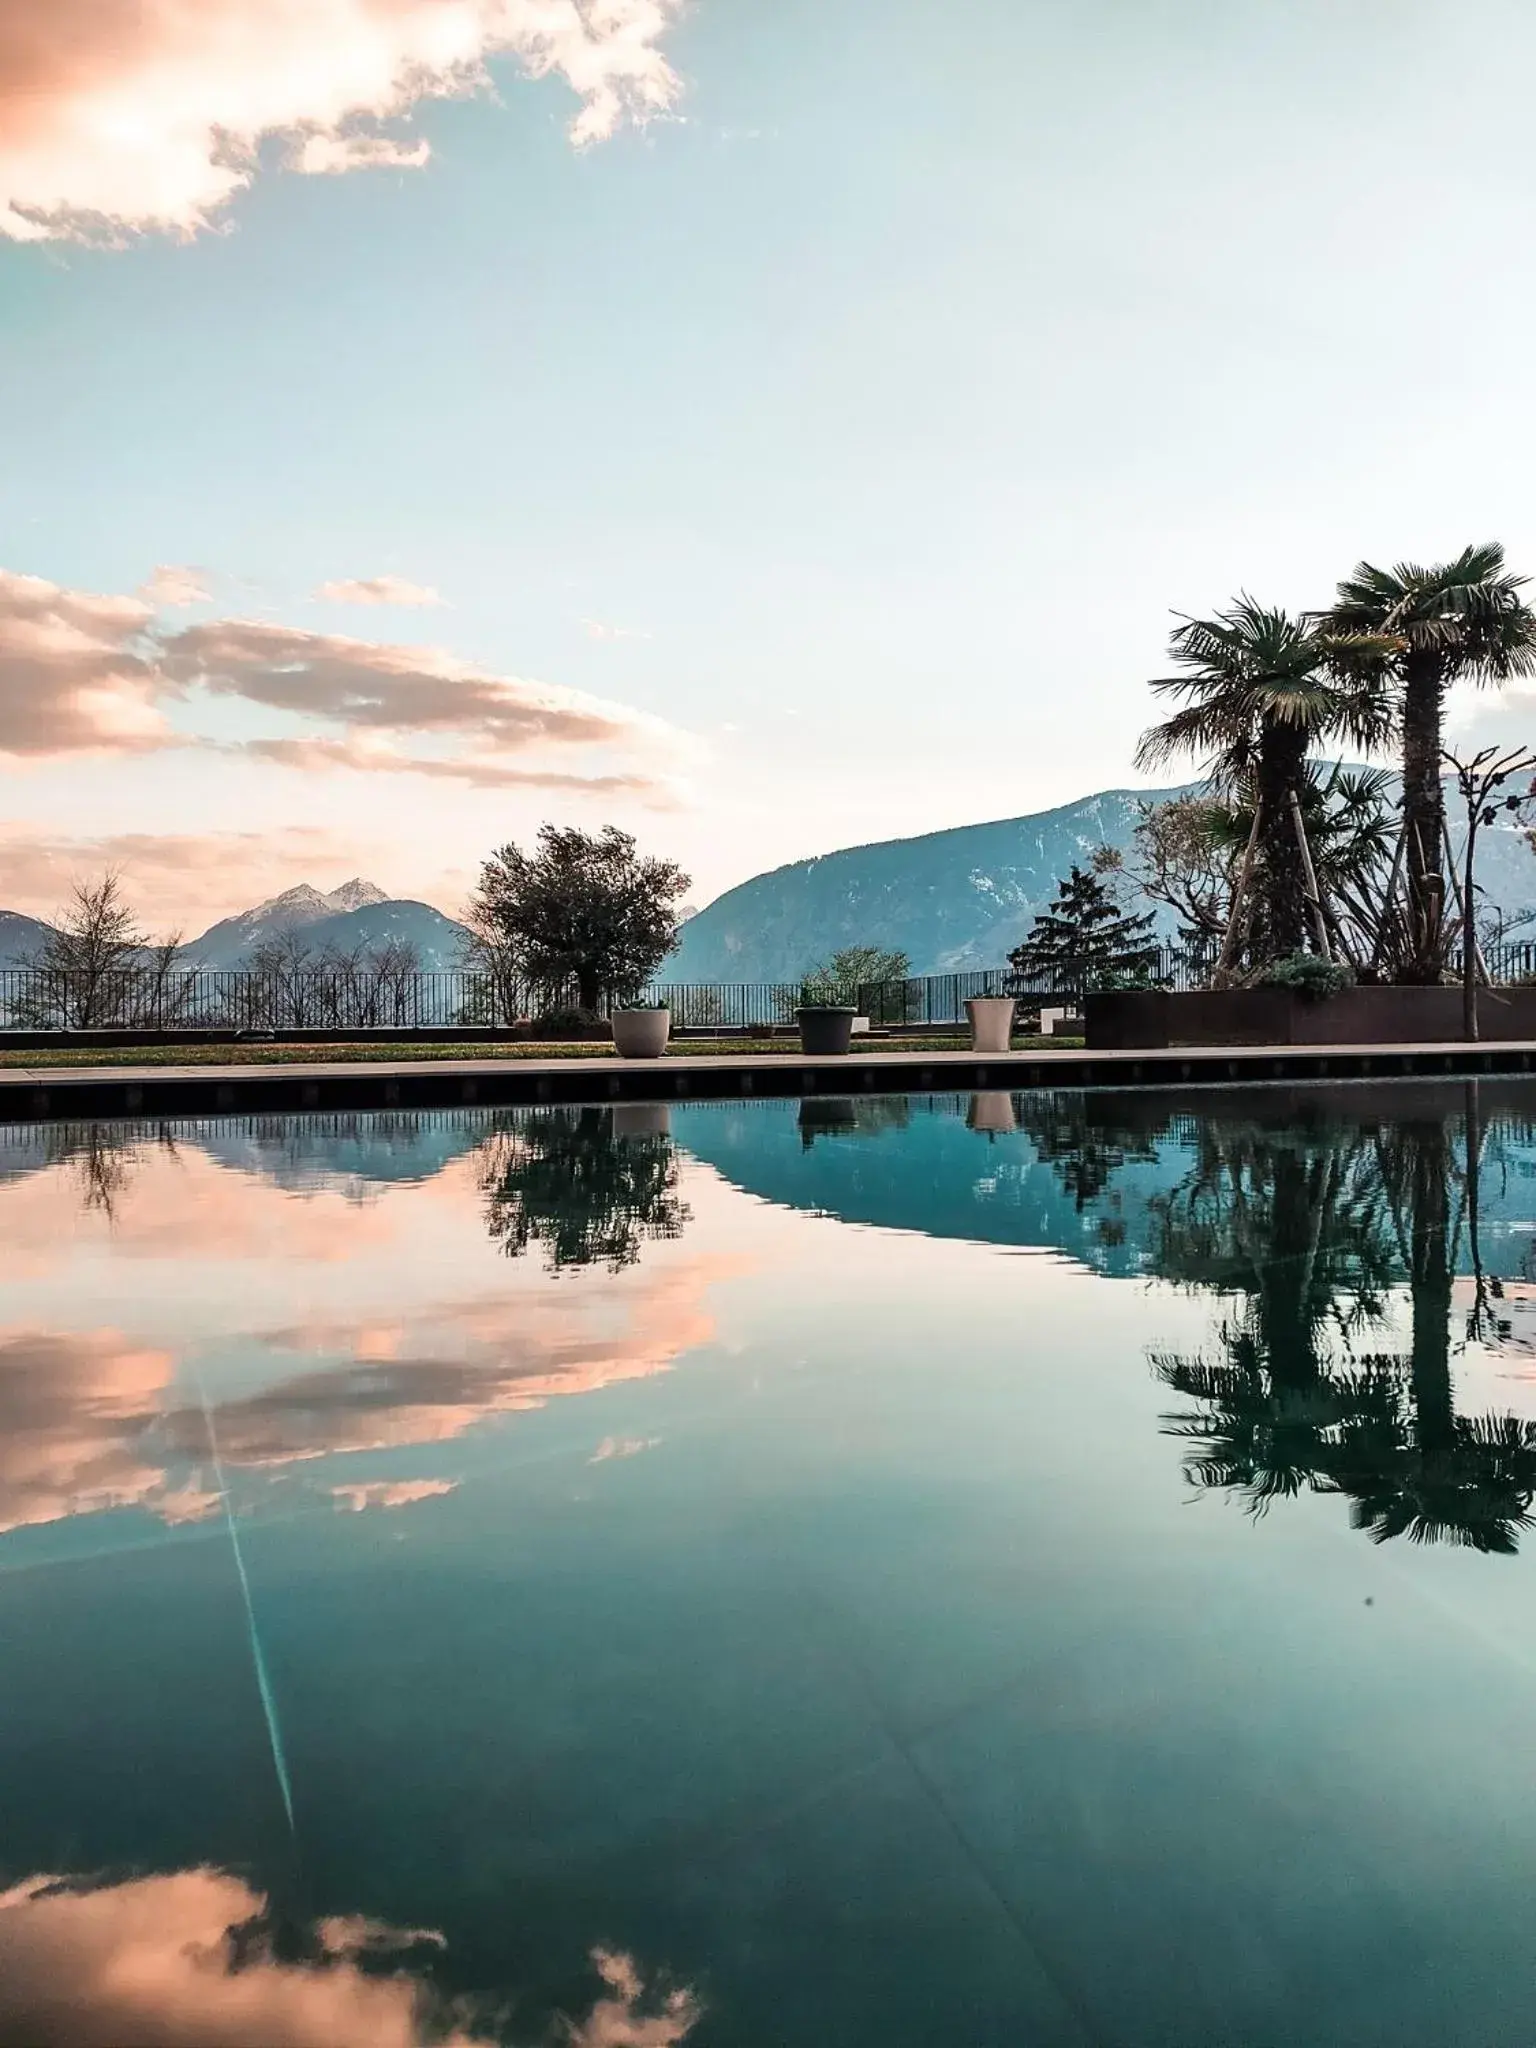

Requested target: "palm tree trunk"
[
  {"left": 1253, "top": 721, "right": 1310, "bottom": 962},
  {"left": 1401, "top": 649, "right": 1448, "bottom": 984}
]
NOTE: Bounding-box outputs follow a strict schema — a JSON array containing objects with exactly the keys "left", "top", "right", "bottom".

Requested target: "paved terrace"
[{"left": 1, "top": 1039, "right": 1535, "bottom": 1121}]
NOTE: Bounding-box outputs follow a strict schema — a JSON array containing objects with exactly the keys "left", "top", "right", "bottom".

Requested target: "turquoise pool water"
[{"left": 3, "top": 1082, "right": 1536, "bottom": 2046}]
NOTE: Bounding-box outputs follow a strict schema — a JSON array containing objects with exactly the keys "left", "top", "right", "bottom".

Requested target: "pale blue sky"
[{"left": 4, "top": 0, "right": 1536, "bottom": 922}]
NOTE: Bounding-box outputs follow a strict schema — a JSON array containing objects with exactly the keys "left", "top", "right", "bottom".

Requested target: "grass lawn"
[{"left": 0, "top": 1035, "right": 1084, "bottom": 1070}]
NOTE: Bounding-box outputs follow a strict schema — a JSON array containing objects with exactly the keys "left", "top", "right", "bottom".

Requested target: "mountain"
[
  {"left": 0, "top": 910, "right": 54, "bottom": 971},
  {"left": 181, "top": 880, "right": 468, "bottom": 971},
  {"left": 667, "top": 778, "right": 1536, "bottom": 982},
  {"left": 667, "top": 786, "right": 1194, "bottom": 981}
]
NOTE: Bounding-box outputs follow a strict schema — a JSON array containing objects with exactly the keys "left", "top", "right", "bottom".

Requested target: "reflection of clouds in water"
[
  {"left": 0, "top": 1257, "right": 742, "bottom": 1531},
  {"left": 330, "top": 1479, "right": 459, "bottom": 1513},
  {"left": 0, "top": 1868, "right": 698, "bottom": 2047},
  {"left": 589, "top": 1437, "right": 661, "bottom": 1465},
  {"left": 0, "top": 1328, "right": 208, "bottom": 1535},
  {"left": 159, "top": 1261, "right": 742, "bottom": 1470}
]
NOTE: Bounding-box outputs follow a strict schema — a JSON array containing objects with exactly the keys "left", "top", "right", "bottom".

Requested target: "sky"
[{"left": 5, "top": 0, "right": 1536, "bottom": 933}]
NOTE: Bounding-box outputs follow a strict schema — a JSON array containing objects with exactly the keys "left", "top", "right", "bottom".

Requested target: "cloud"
[
  {"left": 316, "top": 577, "right": 443, "bottom": 608},
  {"left": 237, "top": 734, "right": 666, "bottom": 797},
  {"left": 0, "top": 824, "right": 371, "bottom": 926},
  {"left": 139, "top": 565, "right": 211, "bottom": 609},
  {"left": 330, "top": 1477, "right": 458, "bottom": 1511},
  {"left": 0, "top": 569, "right": 167, "bottom": 758},
  {"left": 295, "top": 135, "right": 433, "bottom": 176},
  {"left": 0, "top": 564, "right": 688, "bottom": 796},
  {"left": 0, "top": 0, "right": 687, "bottom": 244},
  {"left": 581, "top": 619, "right": 653, "bottom": 643}
]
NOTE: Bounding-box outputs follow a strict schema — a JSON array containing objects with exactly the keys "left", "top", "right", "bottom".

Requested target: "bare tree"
[
  {"left": 16, "top": 874, "right": 185, "bottom": 1028},
  {"left": 1442, "top": 744, "right": 1536, "bottom": 1040}
]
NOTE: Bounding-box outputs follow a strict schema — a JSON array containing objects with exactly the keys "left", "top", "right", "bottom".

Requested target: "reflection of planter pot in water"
[
  {"left": 612, "top": 1101, "right": 671, "bottom": 1140},
  {"left": 965, "top": 996, "right": 1015, "bottom": 1054},
  {"left": 610, "top": 1008, "right": 671, "bottom": 1058},
  {"left": 967, "top": 1091, "right": 1017, "bottom": 1135},
  {"left": 798, "top": 1098, "right": 858, "bottom": 1148},
  {"left": 796, "top": 1006, "right": 857, "bottom": 1055}
]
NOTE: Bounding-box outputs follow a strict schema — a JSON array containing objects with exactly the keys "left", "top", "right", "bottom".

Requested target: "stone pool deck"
[{"left": 0, "top": 1038, "right": 1533, "bottom": 1121}]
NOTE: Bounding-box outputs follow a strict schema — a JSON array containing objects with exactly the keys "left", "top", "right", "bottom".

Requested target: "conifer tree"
[{"left": 1007, "top": 864, "right": 1160, "bottom": 995}]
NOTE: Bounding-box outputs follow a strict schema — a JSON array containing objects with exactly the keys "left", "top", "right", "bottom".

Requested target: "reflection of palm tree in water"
[
  {"left": 479, "top": 1106, "right": 689, "bottom": 1273},
  {"left": 1331, "top": 1110, "right": 1536, "bottom": 1552},
  {"left": 1151, "top": 1122, "right": 1396, "bottom": 1514},
  {"left": 1152, "top": 1104, "right": 1536, "bottom": 1551}
]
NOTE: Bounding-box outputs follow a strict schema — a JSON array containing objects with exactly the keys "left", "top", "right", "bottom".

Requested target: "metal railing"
[{"left": 5, "top": 941, "right": 1533, "bottom": 1034}]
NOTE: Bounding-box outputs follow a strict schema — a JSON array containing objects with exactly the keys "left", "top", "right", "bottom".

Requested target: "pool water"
[{"left": 3, "top": 1082, "right": 1536, "bottom": 2046}]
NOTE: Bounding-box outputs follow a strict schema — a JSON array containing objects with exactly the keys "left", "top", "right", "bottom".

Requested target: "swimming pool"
[{"left": 2, "top": 1082, "right": 1534, "bottom": 2046}]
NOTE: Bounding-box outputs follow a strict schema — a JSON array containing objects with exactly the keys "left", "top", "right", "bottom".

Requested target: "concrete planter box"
[
  {"left": 965, "top": 996, "right": 1015, "bottom": 1054},
  {"left": 1085, "top": 985, "right": 1536, "bottom": 1051},
  {"left": 610, "top": 1008, "right": 671, "bottom": 1058},
  {"left": 796, "top": 1006, "right": 857, "bottom": 1056}
]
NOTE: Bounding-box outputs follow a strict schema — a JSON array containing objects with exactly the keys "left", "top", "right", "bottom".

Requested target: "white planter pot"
[
  {"left": 610, "top": 1008, "right": 671, "bottom": 1059},
  {"left": 965, "top": 996, "right": 1015, "bottom": 1054}
]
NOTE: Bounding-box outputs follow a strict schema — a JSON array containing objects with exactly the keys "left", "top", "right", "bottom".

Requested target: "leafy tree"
[
  {"left": 1328, "top": 544, "right": 1536, "bottom": 982},
  {"left": 479, "top": 1106, "right": 689, "bottom": 1273},
  {"left": 1130, "top": 795, "right": 1242, "bottom": 948},
  {"left": 465, "top": 825, "right": 689, "bottom": 1014},
  {"left": 802, "top": 945, "right": 911, "bottom": 998},
  {"left": 1006, "top": 864, "right": 1159, "bottom": 996},
  {"left": 1135, "top": 601, "right": 1388, "bottom": 965}
]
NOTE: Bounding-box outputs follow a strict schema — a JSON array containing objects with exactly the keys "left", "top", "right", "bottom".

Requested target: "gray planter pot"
[
  {"left": 965, "top": 995, "right": 1016, "bottom": 1054},
  {"left": 610, "top": 1008, "right": 671, "bottom": 1058},
  {"left": 796, "top": 1006, "right": 857, "bottom": 1056}
]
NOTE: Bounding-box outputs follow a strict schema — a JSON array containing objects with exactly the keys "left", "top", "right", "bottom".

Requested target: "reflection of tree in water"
[
  {"left": 796, "top": 1097, "right": 912, "bottom": 1150},
  {"left": 1152, "top": 1094, "right": 1536, "bottom": 1552},
  {"left": 1014, "top": 1092, "right": 1165, "bottom": 1210},
  {"left": 479, "top": 1106, "right": 689, "bottom": 1273}
]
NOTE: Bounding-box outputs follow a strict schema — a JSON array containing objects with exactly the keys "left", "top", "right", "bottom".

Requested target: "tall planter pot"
[
  {"left": 965, "top": 996, "right": 1015, "bottom": 1055},
  {"left": 610, "top": 1008, "right": 671, "bottom": 1058},
  {"left": 796, "top": 1006, "right": 857, "bottom": 1056}
]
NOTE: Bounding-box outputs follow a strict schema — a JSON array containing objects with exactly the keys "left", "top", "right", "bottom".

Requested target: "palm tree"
[
  {"left": 1136, "top": 600, "right": 1387, "bottom": 967},
  {"left": 1327, "top": 544, "right": 1536, "bottom": 982}
]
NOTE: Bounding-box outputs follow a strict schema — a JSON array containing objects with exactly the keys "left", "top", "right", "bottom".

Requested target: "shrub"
[{"left": 1257, "top": 953, "right": 1355, "bottom": 1001}]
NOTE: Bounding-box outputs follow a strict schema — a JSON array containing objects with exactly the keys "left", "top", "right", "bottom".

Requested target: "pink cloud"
[
  {"left": 0, "top": 0, "right": 685, "bottom": 245},
  {"left": 0, "top": 564, "right": 688, "bottom": 797},
  {"left": 0, "top": 570, "right": 168, "bottom": 758},
  {"left": 316, "top": 577, "right": 443, "bottom": 607},
  {"left": 0, "top": 824, "right": 373, "bottom": 926},
  {"left": 238, "top": 733, "right": 666, "bottom": 797},
  {"left": 139, "top": 565, "right": 211, "bottom": 609}
]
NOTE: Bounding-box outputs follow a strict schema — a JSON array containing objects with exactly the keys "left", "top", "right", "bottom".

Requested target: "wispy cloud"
[
  {"left": 582, "top": 618, "right": 653, "bottom": 643},
  {"left": 0, "top": 824, "right": 368, "bottom": 925},
  {"left": 138, "top": 564, "right": 211, "bottom": 609},
  {"left": 0, "top": 0, "right": 686, "bottom": 244},
  {"left": 0, "top": 564, "right": 690, "bottom": 797},
  {"left": 316, "top": 576, "right": 443, "bottom": 608},
  {"left": 237, "top": 734, "right": 668, "bottom": 798}
]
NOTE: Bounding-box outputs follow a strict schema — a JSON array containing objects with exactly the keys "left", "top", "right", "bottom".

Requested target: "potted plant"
[
  {"left": 795, "top": 991, "right": 858, "bottom": 1055},
  {"left": 965, "top": 994, "right": 1015, "bottom": 1053},
  {"left": 609, "top": 1002, "right": 671, "bottom": 1059}
]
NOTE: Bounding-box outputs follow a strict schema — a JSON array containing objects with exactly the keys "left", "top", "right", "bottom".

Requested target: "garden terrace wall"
[{"left": 1085, "top": 985, "right": 1536, "bottom": 1050}]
